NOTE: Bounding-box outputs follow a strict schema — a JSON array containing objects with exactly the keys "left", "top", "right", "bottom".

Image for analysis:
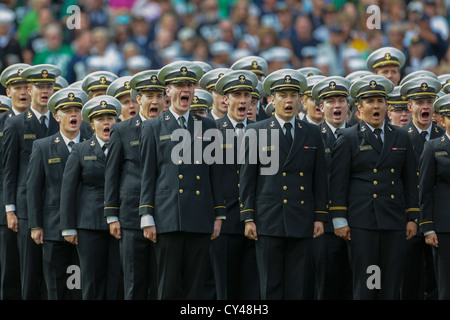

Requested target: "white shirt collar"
[
  {"left": 365, "top": 120, "right": 385, "bottom": 134},
  {"left": 95, "top": 135, "right": 106, "bottom": 149},
  {"left": 325, "top": 120, "right": 346, "bottom": 135},
  {"left": 413, "top": 121, "right": 432, "bottom": 138},
  {"left": 169, "top": 107, "right": 189, "bottom": 123},
  {"left": 30, "top": 106, "right": 50, "bottom": 121},
  {"left": 274, "top": 113, "right": 295, "bottom": 130},
  {"left": 60, "top": 131, "right": 80, "bottom": 146},
  {"left": 227, "top": 115, "right": 247, "bottom": 129}
]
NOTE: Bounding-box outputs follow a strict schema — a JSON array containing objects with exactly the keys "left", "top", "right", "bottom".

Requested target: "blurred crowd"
[{"left": 0, "top": 0, "right": 449, "bottom": 95}]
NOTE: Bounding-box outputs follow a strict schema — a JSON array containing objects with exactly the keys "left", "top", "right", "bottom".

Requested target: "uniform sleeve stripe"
[
  {"left": 419, "top": 221, "right": 433, "bottom": 226},
  {"left": 214, "top": 206, "right": 226, "bottom": 209},
  {"left": 314, "top": 211, "right": 328, "bottom": 214},
  {"left": 329, "top": 206, "right": 347, "bottom": 210},
  {"left": 406, "top": 208, "right": 420, "bottom": 212},
  {"left": 104, "top": 207, "right": 119, "bottom": 210},
  {"left": 139, "top": 205, "right": 154, "bottom": 208},
  {"left": 240, "top": 209, "right": 255, "bottom": 213}
]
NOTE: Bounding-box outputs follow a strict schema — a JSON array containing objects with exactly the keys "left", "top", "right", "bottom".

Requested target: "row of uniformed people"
[{"left": 1, "top": 52, "right": 450, "bottom": 300}]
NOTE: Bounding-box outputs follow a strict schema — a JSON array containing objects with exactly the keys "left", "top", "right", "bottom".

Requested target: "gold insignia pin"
[
  {"left": 54, "top": 136, "right": 60, "bottom": 143},
  {"left": 239, "top": 75, "right": 246, "bottom": 83},
  {"left": 100, "top": 101, "right": 107, "bottom": 108},
  {"left": 68, "top": 92, "right": 75, "bottom": 101},
  {"left": 421, "top": 83, "right": 428, "bottom": 91},
  {"left": 408, "top": 127, "right": 413, "bottom": 133},
  {"left": 165, "top": 115, "right": 170, "bottom": 120},
  {"left": 124, "top": 81, "right": 130, "bottom": 89},
  {"left": 99, "top": 76, "right": 106, "bottom": 84},
  {"left": 385, "top": 53, "right": 391, "bottom": 60},
  {"left": 90, "top": 140, "right": 96, "bottom": 146},
  {"left": 252, "top": 61, "right": 258, "bottom": 69},
  {"left": 285, "top": 75, "right": 291, "bottom": 83},
  {"left": 329, "top": 81, "right": 336, "bottom": 89},
  {"left": 370, "top": 80, "right": 377, "bottom": 89},
  {"left": 151, "top": 75, "right": 158, "bottom": 83},
  {"left": 41, "top": 70, "right": 48, "bottom": 78},
  {"left": 192, "top": 96, "right": 199, "bottom": 104},
  {"left": 180, "top": 67, "right": 188, "bottom": 76},
  {"left": 270, "top": 120, "right": 275, "bottom": 127},
  {"left": 27, "top": 111, "right": 32, "bottom": 118}
]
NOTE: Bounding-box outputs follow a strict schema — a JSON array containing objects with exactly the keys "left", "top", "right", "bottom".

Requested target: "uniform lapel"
[
  {"left": 51, "top": 132, "right": 70, "bottom": 165},
  {"left": 285, "top": 118, "right": 307, "bottom": 165},
  {"left": 24, "top": 109, "right": 46, "bottom": 138},
  {"left": 360, "top": 121, "right": 382, "bottom": 154},
  {"left": 376, "top": 123, "right": 397, "bottom": 166},
  {"left": 90, "top": 136, "right": 106, "bottom": 161}
]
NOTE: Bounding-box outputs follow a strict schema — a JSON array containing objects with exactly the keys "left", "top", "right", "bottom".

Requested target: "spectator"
[
  {"left": 316, "top": 24, "right": 350, "bottom": 76},
  {"left": 66, "top": 29, "right": 92, "bottom": 83},
  {"left": 196, "top": 0, "right": 221, "bottom": 43},
  {"left": 290, "top": 15, "right": 321, "bottom": 62},
  {"left": 90, "top": 26, "right": 124, "bottom": 74},
  {"left": 17, "top": 0, "right": 51, "bottom": 48},
  {"left": 32, "top": 22, "right": 74, "bottom": 79},
  {"left": 22, "top": 7, "right": 54, "bottom": 65}
]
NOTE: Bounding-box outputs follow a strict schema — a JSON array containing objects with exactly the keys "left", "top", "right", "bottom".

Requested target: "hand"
[
  {"left": 143, "top": 226, "right": 157, "bottom": 243},
  {"left": 313, "top": 221, "right": 324, "bottom": 238},
  {"left": 425, "top": 233, "right": 438, "bottom": 248},
  {"left": 31, "top": 228, "right": 44, "bottom": 245},
  {"left": 335, "top": 225, "right": 351, "bottom": 241},
  {"left": 406, "top": 221, "right": 417, "bottom": 240},
  {"left": 211, "top": 219, "right": 222, "bottom": 240},
  {"left": 109, "top": 221, "right": 121, "bottom": 240},
  {"left": 244, "top": 221, "right": 258, "bottom": 241},
  {"left": 6, "top": 211, "right": 18, "bottom": 232},
  {"left": 64, "top": 234, "right": 78, "bottom": 245}
]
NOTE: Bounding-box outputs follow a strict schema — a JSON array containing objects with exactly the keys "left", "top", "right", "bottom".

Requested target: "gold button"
[
  {"left": 373, "top": 181, "right": 378, "bottom": 185},
  {"left": 179, "top": 174, "right": 183, "bottom": 179},
  {"left": 301, "top": 200, "right": 304, "bottom": 205},
  {"left": 237, "top": 170, "right": 240, "bottom": 174},
  {"left": 178, "top": 160, "right": 183, "bottom": 164},
  {"left": 373, "top": 194, "right": 377, "bottom": 198},
  {"left": 283, "top": 186, "right": 287, "bottom": 190},
  {"left": 392, "top": 181, "right": 395, "bottom": 185},
  {"left": 196, "top": 176, "right": 200, "bottom": 180},
  {"left": 195, "top": 160, "right": 200, "bottom": 164},
  {"left": 391, "top": 168, "right": 395, "bottom": 173},
  {"left": 237, "top": 184, "right": 240, "bottom": 188},
  {"left": 417, "top": 171, "right": 419, "bottom": 177},
  {"left": 283, "top": 172, "right": 287, "bottom": 177},
  {"left": 196, "top": 190, "right": 200, "bottom": 195},
  {"left": 373, "top": 168, "right": 377, "bottom": 173},
  {"left": 391, "top": 195, "right": 395, "bottom": 199},
  {"left": 179, "top": 189, "right": 183, "bottom": 194},
  {"left": 299, "top": 172, "right": 304, "bottom": 176},
  {"left": 283, "top": 199, "right": 287, "bottom": 204},
  {"left": 300, "top": 186, "right": 304, "bottom": 190}
]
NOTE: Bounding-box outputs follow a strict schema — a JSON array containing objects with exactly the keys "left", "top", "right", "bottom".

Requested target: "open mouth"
[
  {"left": 103, "top": 126, "right": 111, "bottom": 136},
  {"left": 148, "top": 107, "right": 159, "bottom": 117},
  {"left": 129, "top": 110, "right": 137, "bottom": 117},
  {"left": 373, "top": 111, "right": 380, "bottom": 120},
  {"left": 315, "top": 107, "right": 323, "bottom": 114},
  {"left": 41, "top": 95, "right": 49, "bottom": 103},
  {"left": 333, "top": 110, "right": 342, "bottom": 118},
  {"left": 69, "top": 118, "right": 78, "bottom": 127},
  {"left": 421, "top": 110, "right": 430, "bottom": 121},
  {"left": 237, "top": 106, "right": 247, "bottom": 117},
  {"left": 180, "top": 94, "right": 190, "bottom": 105},
  {"left": 285, "top": 105, "right": 293, "bottom": 114}
]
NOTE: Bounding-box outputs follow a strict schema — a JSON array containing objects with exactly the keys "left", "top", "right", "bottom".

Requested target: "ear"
[{"left": 5, "top": 87, "right": 11, "bottom": 98}]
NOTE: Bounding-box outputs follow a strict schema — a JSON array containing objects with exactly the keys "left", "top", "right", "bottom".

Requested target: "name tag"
[
  {"left": 435, "top": 151, "right": 448, "bottom": 157},
  {"left": 262, "top": 146, "right": 275, "bottom": 152},
  {"left": 221, "top": 144, "right": 233, "bottom": 149},
  {"left": 84, "top": 156, "right": 97, "bottom": 161},
  {"left": 130, "top": 140, "right": 140, "bottom": 147},
  {"left": 159, "top": 134, "right": 172, "bottom": 141},
  {"left": 48, "top": 158, "right": 61, "bottom": 164},
  {"left": 324, "top": 148, "right": 331, "bottom": 153},
  {"left": 303, "top": 146, "right": 317, "bottom": 150},
  {"left": 0, "top": 132, "right": 3, "bottom": 137},
  {"left": 360, "top": 145, "right": 373, "bottom": 151},
  {"left": 24, "top": 134, "right": 36, "bottom": 140}
]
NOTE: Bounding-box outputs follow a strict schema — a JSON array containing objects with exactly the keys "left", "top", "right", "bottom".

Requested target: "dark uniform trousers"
[
  {"left": 239, "top": 116, "right": 328, "bottom": 299},
  {"left": 401, "top": 121, "right": 443, "bottom": 300},
  {"left": 139, "top": 110, "right": 225, "bottom": 300},
  {"left": 329, "top": 121, "right": 419, "bottom": 300},
  {"left": 26, "top": 131, "right": 91, "bottom": 299},
  {"left": 104, "top": 114, "right": 157, "bottom": 300},
  {"left": 210, "top": 115, "right": 259, "bottom": 300},
  {"left": 0, "top": 109, "right": 21, "bottom": 299},
  {"left": 60, "top": 135, "right": 123, "bottom": 300},
  {"left": 312, "top": 121, "right": 352, "bottom": 300},
  {"left": 419, "top": 134, "right": 450, "bottom": 300},
  {"left": 3, "top": 109, "right": 59, "bottom": 299}
]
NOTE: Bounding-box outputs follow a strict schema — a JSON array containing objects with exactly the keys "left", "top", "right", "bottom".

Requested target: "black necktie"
[
  {"left": 40, "top": 115, "right": 47, "bottom": 135},
  {"left": 178, "top": 116, "right": 186, "bottom": 129},
  {"left": 420, "top": 130, "right": 428, "bottom": 142},
  {"left": 374, "top": 128, "right": 383, "bottom": 147},
  {"left": 68, "top": 141, "right": 74, "bottom": 152},
  {"left": 284, "top": 122, "right": 293, "bottom": 146},
  {"left": 236, "top": 123, "right": 244, "bottom": 136},
  {"left": 102, "top": 142, "right": 109, "bottom": 154}
]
